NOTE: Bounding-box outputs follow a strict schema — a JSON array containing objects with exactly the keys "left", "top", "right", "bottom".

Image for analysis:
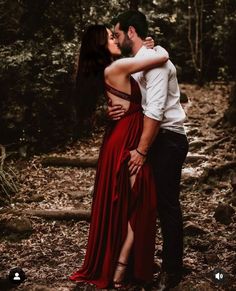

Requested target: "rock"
[
  {"left": 2, "top": 217, "right": 33, "bottom": 234},
  {"left": 189, "top": 238, "right": 210, "bottom": 251},
  {"left": 213, "top": 203, "right": 235, "bottom": 225},
  {"left": 180, "top": 92, "right": 189, "bottom": 103},
  {"left": 202, "top": 184, "right": 214, "bottom": 195},
  {"left": 225, "top": 83, "right": 236, "bottom": 126},
  {"left": 225, "top": 241, "right": 236, "bottom": 251},
  {"left": 225, "top": 107, "right": 236, "bottom": 125},
  {"left": 228, "top": 192, "right": 236, "bottom": 206},
  {"left": 231, "top": 175, "right": 236, "bottom": 191},
  {"left": 186, "top": 128, "right": 199, "bottom": 135},
  {"left": 184, "top": 222, "right": 207, "bottom": 236},
  {"left": 0, "top": 196, "right": 10, "bottom": 206},
  {"left": 189, "top": 140, "right": 206, "bottom": 151},
  {"left": 232, "top": 190, "right": 236, "bottom": 198},
  {"left": 206, "top": 108, "right": 216, "bottom": 114},
  {"left": 185, "top": 154, "right": 208, "bottom": 163},
  {"left": 204, "top": 253, "right": 219, "bottom": 264},
  {"left": 181, "top": 168, "right": 200, "bottom": 185},
  {"left": 27, "top": 193, "right": 44, "bottom": 203}
]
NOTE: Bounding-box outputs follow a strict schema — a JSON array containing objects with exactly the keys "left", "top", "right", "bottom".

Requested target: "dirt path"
[{"left": 0, "top": 83, "right": 235, "bottom": 291}]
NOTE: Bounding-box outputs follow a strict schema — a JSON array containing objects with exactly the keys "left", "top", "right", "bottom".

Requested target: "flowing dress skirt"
[{"left": 69, "top": 78, "right": 157, "bottom": 288}]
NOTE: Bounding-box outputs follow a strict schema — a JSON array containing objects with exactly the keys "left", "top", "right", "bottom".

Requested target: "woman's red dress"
[{"left": 69, "top": 77, "right": 157, "bottom": 288}]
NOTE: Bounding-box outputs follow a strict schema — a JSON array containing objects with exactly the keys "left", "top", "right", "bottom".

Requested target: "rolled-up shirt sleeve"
[
  {"left": 143, "top": 65, "right": 169, "bottom": 121},
  {"left": 153, "top": 45, "right": 169, "bottom": 59}
]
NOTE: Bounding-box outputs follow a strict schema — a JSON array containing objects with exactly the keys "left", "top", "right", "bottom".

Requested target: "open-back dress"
[{"left": 69, "top": 76, "right": 157, "bottom": 288}]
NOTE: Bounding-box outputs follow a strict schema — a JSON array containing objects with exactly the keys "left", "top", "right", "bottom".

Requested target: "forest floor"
[{"left": 0, "top": 83, "right": 236, "bottom": 291}]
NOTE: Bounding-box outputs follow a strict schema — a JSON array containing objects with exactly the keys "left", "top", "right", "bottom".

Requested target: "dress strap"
[{"left": 105, "top": 82, "right": 131, "bottom": 101}]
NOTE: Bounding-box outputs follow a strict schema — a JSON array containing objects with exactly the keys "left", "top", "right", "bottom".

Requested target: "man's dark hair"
[{"left": 113, "top": 10, "right": 148, "bottom": 39}]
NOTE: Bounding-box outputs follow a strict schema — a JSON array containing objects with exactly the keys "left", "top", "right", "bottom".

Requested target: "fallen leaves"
[{"left": 0, "top": 83, "right": 235, "bottom": 290}]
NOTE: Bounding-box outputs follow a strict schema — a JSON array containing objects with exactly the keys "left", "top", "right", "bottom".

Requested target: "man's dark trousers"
[{"left": 149, "top": 129, "right": 189, "bottom": 273}]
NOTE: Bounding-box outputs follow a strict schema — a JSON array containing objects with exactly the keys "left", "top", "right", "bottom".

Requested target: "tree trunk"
[
  {"left": 78, "top": 0, "right": 85, "bottom": 39},
  {"left": 187, "top": 0, "right": 204, "bottom": 85},
  {"left": 224, "top": 82, "right": 236, "bottom": 126}
]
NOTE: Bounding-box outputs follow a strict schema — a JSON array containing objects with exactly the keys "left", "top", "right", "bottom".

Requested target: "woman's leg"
[{"left": 113, "top": 175, "right": 136, "bottom": 286}]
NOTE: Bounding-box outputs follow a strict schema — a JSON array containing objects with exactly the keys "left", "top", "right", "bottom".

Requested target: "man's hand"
[
  {"left": 128, "top": 149, "right": 146, "bottom": 176},
  {"left": 108, "top": 105, "right": 125, "bottom": 120},
  {"left": 143, "top": 36, "right": 155, "bottom": 49}
]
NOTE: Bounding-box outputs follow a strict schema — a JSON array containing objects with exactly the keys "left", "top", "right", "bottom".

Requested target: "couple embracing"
[{"left": 69, "top": 10, "right": 188, "bottom": 290}]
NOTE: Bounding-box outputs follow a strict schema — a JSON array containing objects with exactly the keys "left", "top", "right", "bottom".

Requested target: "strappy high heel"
[{"left": 113, "top": 261, "right": 128, "bottom": 289}]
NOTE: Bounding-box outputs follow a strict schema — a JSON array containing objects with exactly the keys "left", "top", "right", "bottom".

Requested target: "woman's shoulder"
[{"left": 104, "top": 58, "right": 130, "bottom": 78}]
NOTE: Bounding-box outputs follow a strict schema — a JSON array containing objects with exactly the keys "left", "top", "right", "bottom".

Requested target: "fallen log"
[
  {"left": 210, "top": 116, "right": 224, "bottom": 128},
  {"left": 68, "top": 189, "right": 93, "bottom": 199},
  {"left": 185, "top": 154, "right": 208, "bottom": 164},
  {"left": 204, "top": 136, "right": 230, "bottom": 153},
  {"left": 200, "top": 161, "right": 236, "bottom": 183},
  {"left": 182, "top": 161, "right": 236, "bottom": 186},
  {"left": 20, "top": 209, "right": 91, "bottom": 221},
  {"left": 41, "top": 156, "right": 98, "bottom": 168}
]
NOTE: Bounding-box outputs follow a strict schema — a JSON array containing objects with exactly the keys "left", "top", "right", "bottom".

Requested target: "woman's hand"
[{"left": 143, "top": 36, "right": 155, "bottom": 49}]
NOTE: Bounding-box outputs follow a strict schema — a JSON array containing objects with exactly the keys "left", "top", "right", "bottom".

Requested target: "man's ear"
[{"left": 127, "top": 26, "right": 136, "bottom": 39}]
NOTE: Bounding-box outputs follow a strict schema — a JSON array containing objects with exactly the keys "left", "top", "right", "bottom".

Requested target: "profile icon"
[
  {"left": 8, "top": 267, "right": 26, "bottom": 284},
  {"left": 13, "top": 272, "right": 20, "bottom": 281}
]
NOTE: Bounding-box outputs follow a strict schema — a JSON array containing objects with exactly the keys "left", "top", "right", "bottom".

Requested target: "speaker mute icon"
[
  {"left": 215, "top": 272, "right": 223, "bottom": 280},
  {"left": 213, "top": 268, "right": 225, "bottom": 284}
]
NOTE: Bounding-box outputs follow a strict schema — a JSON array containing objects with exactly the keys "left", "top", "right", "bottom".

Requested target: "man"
[{"left": 109, "top": 10, "right": 189, "bottom": 290}]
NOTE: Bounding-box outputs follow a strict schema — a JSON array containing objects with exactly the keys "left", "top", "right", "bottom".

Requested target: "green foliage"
[
  {"left": 0, "top": 38, "right": 78, "bottom": 152},
  {"left": 0, "top": 0, "right": 235, "bottom": 153},
  {"left": 143, "top": 0, "right": 236, "bottom": 83}
]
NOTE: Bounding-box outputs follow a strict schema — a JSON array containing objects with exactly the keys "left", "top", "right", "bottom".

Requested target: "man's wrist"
[{"left": 136, "top": 148, "right": 148, "bottom": 157}]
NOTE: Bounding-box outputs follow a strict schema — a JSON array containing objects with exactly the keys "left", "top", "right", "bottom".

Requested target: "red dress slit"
[{"left": 69, "top": 77, "right": 157, "bottom": 288}]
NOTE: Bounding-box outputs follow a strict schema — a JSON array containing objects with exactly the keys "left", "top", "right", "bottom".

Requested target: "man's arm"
[
  {"left": 128, "top": 116, "right": 160, "bottom": 175},
  {"left": 129, "top": 64, "right": 169, "bottom": 175},
  {"left": 137, "top": 116, "right": 160, "bottom": 154}
]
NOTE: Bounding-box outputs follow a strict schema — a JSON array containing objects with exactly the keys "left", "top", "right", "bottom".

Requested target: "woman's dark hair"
[
  {"left": 77, "top": 24, "right": 112, "bottom": 75},
  {"left": 113, "top": 10, "right": 148, "bottom": 39},
  {"left": 74, "top": 24, "right": 112, "bottom": 132}
]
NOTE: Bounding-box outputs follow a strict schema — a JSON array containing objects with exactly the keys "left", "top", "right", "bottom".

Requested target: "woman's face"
[{"left": 106, "top": 28, "right": 121, "bottom": 57}]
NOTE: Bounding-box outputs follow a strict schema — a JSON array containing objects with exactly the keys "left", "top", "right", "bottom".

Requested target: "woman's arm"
[{"left": 105, "top": 48, "right": 169, "bottom": 77}]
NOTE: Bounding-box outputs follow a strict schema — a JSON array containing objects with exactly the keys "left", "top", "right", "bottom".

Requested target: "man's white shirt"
[{"left": 132, "top": 46, "right": 186, "bottom": 135}]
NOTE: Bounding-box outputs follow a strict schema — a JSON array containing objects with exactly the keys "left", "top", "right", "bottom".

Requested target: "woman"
[{"left": 69, "top": 24, "right": 168, "bottom": 289}]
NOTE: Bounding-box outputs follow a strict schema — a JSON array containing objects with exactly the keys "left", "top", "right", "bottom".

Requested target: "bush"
[{"left": 0, "top": 39, "right": 79, "bottom": 153}]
